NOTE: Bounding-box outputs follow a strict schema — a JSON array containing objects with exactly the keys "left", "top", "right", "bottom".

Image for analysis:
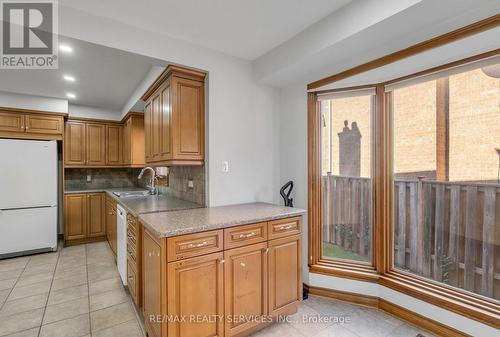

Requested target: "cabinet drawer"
[
  {"left": 268, "top": 217, "right": 302, "bottom": 240},
  {"left": 224, "top": 222, "right": 267, "bottom": 249},
  {"left": 167, "top": 230, "right": 223, "bottom": 262}
]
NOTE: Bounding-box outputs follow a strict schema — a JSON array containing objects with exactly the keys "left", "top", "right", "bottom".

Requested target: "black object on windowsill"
[{"left": 280, "top": 181, "right": 294, "bottom": 207}]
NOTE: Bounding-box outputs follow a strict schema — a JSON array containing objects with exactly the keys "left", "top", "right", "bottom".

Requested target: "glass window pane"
[
  {"left": 321, "top": 93, "right": 374, "bottom": 263},
  {"left": 391, "top": 63, "right": 500, "bottom": 301}
]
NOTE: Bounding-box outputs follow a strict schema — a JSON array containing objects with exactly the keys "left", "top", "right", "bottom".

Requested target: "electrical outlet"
[
  {"left": 188, "top": 180, "right": 194, "bottom": 188},
  {"left": 86, "top": 175, "right": 91, "bottom": 182}
]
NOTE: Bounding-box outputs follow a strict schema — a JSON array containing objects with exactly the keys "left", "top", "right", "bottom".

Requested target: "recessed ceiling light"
[
  {"left": 66, "top": 92, "right": 76, "bottom": 99},
  {"left": 63, "top": 75, "right": 75, "bottom": 82},
  {"left": 59, "top": 44, "right": 73, "bottom": 53}
]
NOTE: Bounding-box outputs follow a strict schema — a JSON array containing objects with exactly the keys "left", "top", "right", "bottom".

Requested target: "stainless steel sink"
[{"left": 113, "top": 191, "right": 150, "bottom": 198}]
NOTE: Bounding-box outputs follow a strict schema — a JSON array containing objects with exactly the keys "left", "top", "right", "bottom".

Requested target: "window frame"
[{"left": 307, "top": 15, "right": 500, "bottom": 329}]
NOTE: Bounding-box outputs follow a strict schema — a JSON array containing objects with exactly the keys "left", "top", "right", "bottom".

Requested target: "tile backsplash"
[
  {"left": 65, "top": 168, "right": 142, "bottom": 190},
  {"left": 157, "top": 166, "right": 206, "bottom": 206},
  {"left": 65, "top": 166, "right": 206, "bottom": 206}
]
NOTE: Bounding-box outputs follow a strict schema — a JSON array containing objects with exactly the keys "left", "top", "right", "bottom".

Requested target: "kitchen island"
[{"left": 138, "top": 202, "right": 305, "bottom": 337}]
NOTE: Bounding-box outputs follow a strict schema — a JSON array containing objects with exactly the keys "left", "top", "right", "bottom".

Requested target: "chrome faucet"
[{"left": 138, "top": 167, "right": 158, "bottom": 195}]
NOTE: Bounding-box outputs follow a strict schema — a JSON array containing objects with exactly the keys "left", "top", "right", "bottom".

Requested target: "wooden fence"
[{"left": 322, "top": 174, "right": 500, "bottom": 300}]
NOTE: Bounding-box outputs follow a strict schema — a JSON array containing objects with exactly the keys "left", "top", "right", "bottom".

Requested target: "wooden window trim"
[{"left": 307, "top": 15, "right": 500, "bottom": 329}]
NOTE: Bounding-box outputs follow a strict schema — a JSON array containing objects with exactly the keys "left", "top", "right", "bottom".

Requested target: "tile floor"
[{"left": 0, "top": 242, "right": 436, "bottom": 337}]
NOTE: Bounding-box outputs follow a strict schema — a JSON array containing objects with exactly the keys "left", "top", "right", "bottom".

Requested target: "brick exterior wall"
[{"left": 322, "top": 67, "right": 500, "bottom": 183}]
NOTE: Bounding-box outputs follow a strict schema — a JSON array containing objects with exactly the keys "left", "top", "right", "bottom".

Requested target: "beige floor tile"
[
  {"left": 54, "top": 265, "right": 86, "bottom": 279},
  {"left": 90, "top": 302, "right": 136, "bottom": 332},
  {"left": 305, "top": 295, "right": 359, "bottom": 315},
  {"left": 91, "top": 319, "right": 143, "bottom": 337},
  {"left": 252, "top": 322, "right": 305, "bottom": 337},
  {"left": 43, "top": 297, "right": 89, "bottom": 325},
  {"left": 288, "top": 303, "right": 333, "bottom": 336},
  {"left": 0, "top": 293, "right": 48, "bottom": 317},
  {"left": 0, "top": 279, "right": 16, "bottom": 291},
  {"left": 0, "top": 289, "right": 10, "bottom": 304},
  {"left": 0, "top": 269, "right": 22, "bottom": 282},
  {"left": 47, "top": 284, "right": 88, "bottom": 306},
  {"left": 16, "top": 272, "right": 54, "bottom": 287},
  {"left": 86, "top": 255, "right": 115, "bottom": 266},
  {"left": 7, "top": 280, "right": 51, "bottom": 301},
  {"left": 0, "top": 260, "right": 28, "bottom": 273},
  {"left": 89, "top": 277, "right": 122, "bottom": 296},
  {"left": 342, "top": 308, "right": 401, "bottom": 337},
  {"left": 0, "top": 256, "right": 29, "bottom": 266},
  {"left": 0, "top": 308, "right": 43, "bottom": 336},
  {"left": 90, "top": 288, "right": 129, "bottom": 312},
  {"left": 1, "top": 327, "right": 39, "bottom": 337},
  {"left": 39, "top": 313, "right": 90, "bottom": 337},
  {"left": 50, "top": 273, "right": 87, "bottom": 291},
  {"left": 314, "top": 324, "right": 360, "bottom": 337},
  {"left": 87, "top": 265, "right": 119, "bottom": 282},
  {"left": 21, "top": 264, "right": 55, "bottom": 277},
  {"left": 27, "top": 253, "right": 58, "bottom": 265}
]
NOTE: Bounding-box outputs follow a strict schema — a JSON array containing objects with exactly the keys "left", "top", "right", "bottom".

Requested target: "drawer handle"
[
  {"left": 238, "top": 232, "right": 256, "bottom": 239},
  {"left": 187, "top": 241, "right": 208, "bottom": 249},
  {"left": 277, "top": 224, "right": 294, "bottom": 231},
  {"left": 219, "top": 259, "right": 225, "bottom": 265},
  {"left": 263, "top": 248, "right": 269, "bottom": 254}
]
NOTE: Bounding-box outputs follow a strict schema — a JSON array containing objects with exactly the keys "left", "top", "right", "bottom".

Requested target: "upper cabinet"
[
  {"left": 0, "top": 108, "right": 64, "bottom": 140},
  {"left": 64, "top": 115, "right": 145, "bottom": 168},
  {"left": 142, "top": 65, "right": 206, "bottom": 166}
]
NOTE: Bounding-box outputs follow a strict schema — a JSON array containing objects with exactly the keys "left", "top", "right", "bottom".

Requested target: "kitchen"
[{"left": 0, "top": 37, "right": 305, "bottom": 337}]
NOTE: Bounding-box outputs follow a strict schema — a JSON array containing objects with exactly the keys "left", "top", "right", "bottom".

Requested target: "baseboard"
[{"left": 305, "top": 284, "right": 470, "bottom": 337}]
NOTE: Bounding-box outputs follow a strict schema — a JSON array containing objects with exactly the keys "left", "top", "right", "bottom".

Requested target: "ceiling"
[
  {"left": 0, "top": 37, "right": 166, "bottom": 111},
  {"left": 60, "top": 0, "right": 352, "bottom": 60}
]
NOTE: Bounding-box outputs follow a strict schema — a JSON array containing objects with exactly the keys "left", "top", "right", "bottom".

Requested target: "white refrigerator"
[{"left": 0, "top": 139, "right": 58, "bottom": 257}]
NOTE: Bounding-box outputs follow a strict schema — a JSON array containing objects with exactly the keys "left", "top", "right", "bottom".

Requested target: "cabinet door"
[
  {"left": 64, "top": 121, "right": 86, "bottom": 166},
  {"left": 168, "top": 252, "right": 224, "bottom": 337},
  {"left": 143, "top": 230, "right": 162, "bottom": 337},
  {"left": 172, "top": 77, "right": 204, "bottom": 162},
  {"left": 87, "top": 193, "right": 105, "bottom": 237},
  {"left": 0, "top": 112, "right": 25, "bottom": 133},
  {"left": 86, "top": 123, "right": 106, "bottom": 166},
  {"left": 268, "top": 234, "right": 302, "bottom": 316},
  {"left": 159, "top": 84, "right": 172, "bottom": 161},
  {"left": 144, "top": 102, "right": 152, "bottom": 162},
  {"left": 25, "top": 114, "right": 63, "bottom": 135},
  {"left": 123, "top": 118, "right": 131, "bottom": 165},
  {"left": 64, "top": 194, "right": 87, "bottom": 241},
  {"left": 106, "top": 125, "right": 123, "bottom": 165},
  {"left": 224, "top": 242, "right": 268, "bottom": 337},
  {"left": 105, "top": 199, "right": 116, "bottom": 254}
]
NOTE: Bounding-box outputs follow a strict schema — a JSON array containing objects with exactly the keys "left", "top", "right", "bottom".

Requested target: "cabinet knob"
[
  {"left": 240, "top": 262, "right": 246, "bottom": 268},
  {"left": 219, "top": 259, "right": 225, "bottom": 265},
  {"left": 263, "top": 248, "right": 269, "bottom": 254}
]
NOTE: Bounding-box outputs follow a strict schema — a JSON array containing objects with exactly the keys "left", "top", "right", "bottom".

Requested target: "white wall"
[
  {"left": 0, "top": 91, "right": 68, "bottom": 113},
  {"left": 69, "top": 104, "right": 122, "bottom": 120},
  {"left": 59, "top": 6, "right": 280, "bottom": 207}
]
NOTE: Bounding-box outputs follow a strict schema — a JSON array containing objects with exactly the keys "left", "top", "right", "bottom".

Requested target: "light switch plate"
[
  {"left": 188, "top": 180, "right": 194, "bottom": 188},
  {"left": 86, "top": 175, "right": 91, "bottom": 182}
]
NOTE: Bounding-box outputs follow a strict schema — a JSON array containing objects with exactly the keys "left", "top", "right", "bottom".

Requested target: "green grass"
[{"left": 322, "top": 241, "right": 370, "bottom": 263}]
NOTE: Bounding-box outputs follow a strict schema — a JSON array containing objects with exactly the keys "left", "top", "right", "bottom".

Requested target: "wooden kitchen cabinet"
[
  {"left": 64, "top": 192, "right": 107, "bottom": 244},
  {"left": 106, "top": 196, "right": 117, "bottom": 255},
  {"left": 143, "top": 228, "right": 164, "bottom": 337},
  {"left": 0, "top": 109, "right": 64, "bottom": 140},
  {"left": 140, "top": 215, "right": 302, "bottom": 337},
  {"left": 64, "top": 194, "right": 87, "bottom": 241},
  {"left": 127, "top": 214, "right": 142, "bottom": 308},
  {"left": 64, "top": 121, "right": 86, "bottom": 166},
  {"left": 106, "top": 124, "right": 123, "bottom": 165},
  {"left": 122, "top": 113, "right": 145, "bottom": 167},
  {"left": 87, "top": 193, "right": 106, "bottom": 237},
  {"left": 167, "top": 252, "right": 224, "bottom": 337},
  {"left": 268, "top": 234, "right": 302, "bottom": 317},
  {"left": 86, "top": 123, "right": 106, "bottom": 166},
  {"left": 142, "top": 65, "right": 205, "bottom": 166},
  {"left": 224, "top": 242, "right": 268, "bottom": 337}
]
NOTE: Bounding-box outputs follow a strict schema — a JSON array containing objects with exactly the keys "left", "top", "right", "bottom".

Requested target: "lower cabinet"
[
  {"left": 140, "top": 216, "right": 302, "bottom": 337},
  {"left": 105, "top": 196, "right": 117, "bottom": 255},
  {"left": 224, "top": 242, "right": 268, "bottom": 337},
  {"left": 64, "top": 192, "right": 106, "bottom": 244},
  {"left": 167, "top": 252, "right": 224, "bottom": 337}
]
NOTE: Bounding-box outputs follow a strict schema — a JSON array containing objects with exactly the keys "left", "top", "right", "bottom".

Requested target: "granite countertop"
[
  {"left": 64, "top": 187, "right": 203, "bottom": 216},
  {"left": 138, "top": 202, "right": 306, "bottom": 238}
]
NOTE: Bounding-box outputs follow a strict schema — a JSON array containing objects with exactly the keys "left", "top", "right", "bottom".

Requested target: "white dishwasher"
[{"left": 116, "top": 204, "right": 128, "bottom": 285}]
